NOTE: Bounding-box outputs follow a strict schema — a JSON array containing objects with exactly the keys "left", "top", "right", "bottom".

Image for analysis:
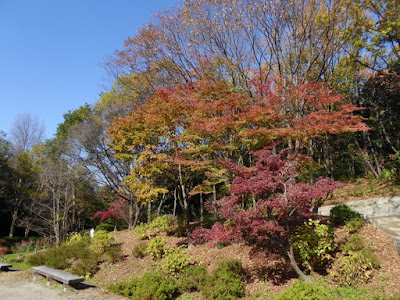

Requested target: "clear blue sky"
[{"left": 0, "top": 0, "right": 178, "bottom": 138}]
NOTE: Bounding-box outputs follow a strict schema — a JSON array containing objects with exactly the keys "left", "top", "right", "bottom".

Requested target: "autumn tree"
[
  {"left": 93, "top": 199, "right": 129, "bottom": 230},
  {"left": 110, "top": 87, "right": 193, "bottom": 232},
  {"left": 110, "top": 0, "right": 356, "bottom": 94},
  {"left": 109, "top": 77, "right": 368, "bottom": 233},
  {"left": 191, "top": 147, "right": 343, "bottom": 282}
]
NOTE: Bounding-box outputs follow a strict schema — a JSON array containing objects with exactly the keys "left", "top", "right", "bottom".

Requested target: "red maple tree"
[
  {"left": 93, "top": 199, "right": 128, "bottom": 224},
  {"left": 191, "top": 147, "right": 343, "bottom": 281}
]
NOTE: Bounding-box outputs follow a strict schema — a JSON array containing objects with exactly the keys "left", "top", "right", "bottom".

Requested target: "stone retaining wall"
[{"left": 318, "top": 196, "right": 400, "bottom": 218}]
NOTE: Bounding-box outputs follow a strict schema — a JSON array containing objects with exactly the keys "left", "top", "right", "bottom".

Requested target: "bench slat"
[
  {"left": 31, "top": 266, "right": 84, "bottom": 285},
  {"left": 0, "top": 263, "right": 12, "bottom": 270}
]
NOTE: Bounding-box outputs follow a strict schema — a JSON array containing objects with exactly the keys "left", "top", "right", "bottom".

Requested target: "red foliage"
[
  {"left": 14, "top": 240, "right": 29, "bottom": 251},
  {"left": 191, "top": 147, "right": 343, "bottom": 247},
  {"left": 186, "top": 79, "right": 369, "bottom": 147},
  {"left": 0, "top": 246, "right": 8, "bottom": 258},
  {"left": 93, "top": 199, "right": 127, "bottom": 223}
]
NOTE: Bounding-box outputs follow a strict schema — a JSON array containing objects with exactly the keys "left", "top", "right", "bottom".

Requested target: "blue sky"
[{"left": 0, "top": 0, "right": 177, "bottom": 138}]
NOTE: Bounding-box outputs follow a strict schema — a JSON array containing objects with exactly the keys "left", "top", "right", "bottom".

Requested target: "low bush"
[
  {"left": 71, "top": 258, "right": 99, "bottom": 277},
  {"left": 200, "top": 259, "right": 245, "bottom": 300},
  {"left": 176, "top": 293, "right": 198, "bottom": 300},
  {"left": 95, "top": 219, "right": 115, "bottom": 232},
  {"left": 331, "top": 235, "right": 380, "bottom": 287},
  {"left": 133, "top": 215, "right": 178, "bottom": 239},
  {"left": 27, "top": 236, "right": 103, "bottom": 277},
  {"left": 66, "top": 232, "right": 89, "bottom": 245},
  {"left": 345, "top": 218, "right": 365, "bottom": 233},
  {"left": 90, "top": 230, "right": 114, "bottom": 254},
  {"left": 342, "top": 234, "right": 365, "bottom": 252},
  {"left": 293, "top": 219, "right": 336, "bottom": 271},
  {"left": 274, "top": 280, "right": 331, "bottom": 300},
  {"left": 177, "top": 265, "right": 207, "bottom": 293},
  {"left": 106, "top": 245, "right": 123, "bottom": 263},
  {"left": 146, "top": 237, "right": 165, "bottom": 260},
  {"left": 150, "top": 215, "right": 177, "bottom": 235},
  {"left": 108, "top": 271, "right": 179, "bottom": 300},
  {"left": 162, "top": 245, "right": 190, "bottom": 275},
  {"left": 133, "top": 223, "right": 150, "bottom": 240},
  {"left": 330, "top": 205, "right": 363, "bottom": 225},
  {"left": 26, "top": 252, "right": 46, "bottom": 266},
  {"left": 132, "top": 241, "right": 148, "bottom": 258},
  {"left": 40, "top": 247, "right": 70, "bottom": 269}
]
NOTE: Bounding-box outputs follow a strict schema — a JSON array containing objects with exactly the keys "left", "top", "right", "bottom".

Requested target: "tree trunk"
[
  {"left": 200, "top": 192, "right": 204, "bottom": 222},
  {"left": 9, "top": 207, "right": 18, "bottom": 238},
  {"left": 287, "top": 241, "right": 313, "bottom": 284},
  {"left": 147, "top": 201, "right": 151, "bottom": 224},
  {"left": 173, "top": 189, "right": 177, "bottom": 216},
  {"left": 157, "top": 193, "right": 165, "bottom": 216},
  {"left": 128, "top": 199, "right": 134, "bottom": 229},
  {"left": 133, "top": 201, "right": 142, "bottom": 228}
]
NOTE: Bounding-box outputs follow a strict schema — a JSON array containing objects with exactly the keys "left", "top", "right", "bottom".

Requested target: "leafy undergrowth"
[
  {"left": 86, "top": 222, "right": 400, "bottom": 299},
  {"left": 328, "top": 178, "right": 400, "bottom": 205}
]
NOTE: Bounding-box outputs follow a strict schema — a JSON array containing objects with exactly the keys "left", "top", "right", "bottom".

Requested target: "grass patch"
[{"left": 2, "top": 253, "right": 31, "bottom": 270}]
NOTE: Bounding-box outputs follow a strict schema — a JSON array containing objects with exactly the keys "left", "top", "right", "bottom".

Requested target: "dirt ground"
[{"left": 0, "top": 270, "right": 126, "bottom": 300}]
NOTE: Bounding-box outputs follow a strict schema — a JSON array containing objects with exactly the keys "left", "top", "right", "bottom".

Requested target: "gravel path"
[{"left": 0, "top": 270, "right": 126, "bottom": 300}]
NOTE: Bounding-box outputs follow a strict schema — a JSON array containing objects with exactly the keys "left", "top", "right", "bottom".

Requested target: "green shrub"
[
  {"left": 40, "top": 247, "right": 70, "bottom": 269},
  {"left": 274, "top": 280, "right": 331, "bottom": 300},
  {"left": 134, "top": 223, "right": 151, "bottom": 240},
  {"left": 249, "top": 282, "right": 274, "bottom": 300},
  {"left": 331, "top": 251, "right": 379, "bottom": 286},
  {"left": 176, "top": 293, "right": 198, "bottom": 300},
  {"left": 330, "top": 205, "right": 363, "bottom": 225},
  {"left": 150, "top": 215, "right": 177, "bottom": 235},
  {"left": 342, "top": 234, "right": 365, "bottom": 252},
  {"left": 293, "top": 219, "right": 336, "bottom": 271},
  {"left": 200, "top": 259, "right": 245, "bottom": 300},
  {"left": 345, "top": 219, "right": 365, "bottom": 233},
  {"left": 106, "top": 245, "right": 123, "bottom": 263},
  {"left": 331, "top": 235, "right": 380, "bottom": 287},
  {"left": 107, "top": 272, "right": 179, "bottom": 300},
  {"left": 162, "top": 246, "right": 190, "bottom": 274},
  {"left": 95, "top": 220, "right": 115, "bottom": 232},
  {"left": 26, "top": 252, "right": 46, "bottom": 266},
  {"left": 132, "top": 241, "right": 148, "bottom": 258},
  {"left": 27, "top": 238, "right": 101, "bottom": 275},
  {"left": 90, "top": 230, "right": 114, "bottom": 254},
  {"left": 134, "top": 215, "right": 178, "bottom": 239},
  {"left": 66, "top": 232, "right": 90, "bottom": 246},
  {"left": 177, "top": 265, "right": 207, "bottom": 292},
  {"left": 146, "top": 237, "right": 165, "bottom": 260},
  {"left": 71, "top": 258, "right": 99, "bottom": 277}
]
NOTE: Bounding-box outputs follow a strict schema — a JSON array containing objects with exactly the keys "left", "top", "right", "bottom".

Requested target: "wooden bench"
[
  {"left": 0, "top": 263, "right": 12, "bottom": 271},
  {"left": 31, "top": 266, "right": 84, "bottom": 291}
]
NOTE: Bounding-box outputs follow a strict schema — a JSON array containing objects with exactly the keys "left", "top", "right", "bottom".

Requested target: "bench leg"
[
  {"left": 33, "top": 274, "right": 37, "bottom": 282},
  {"left": 63, "top": 283, "right": 68, "bottom": 292},
  {"left": 46, "top": 276, "right": 50, "bottom": 286}
]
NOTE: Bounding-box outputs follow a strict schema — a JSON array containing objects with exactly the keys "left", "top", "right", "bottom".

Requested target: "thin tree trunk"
[
  {"left": 173, "top": 189, "right": 177, "bottom": 217},
  {"left": 9, "top": 207, "right": 18, "bottom": 238},
  {"left": 354, "top": 137, "right": 380, "bottom": 178},
  {"left": 133, "top": 201, "right": 142, "bottom": 228},
  {"left": 200, "top": 192, "right": 204, "bottom": 222},
  {"left": 287, "top": 241, "right": 313, "bottom": 284},
  {"left": 157, "top": 193, "right": 165, "bottom": 216},
  {"left": 128, "top": 199, "right": 134, "bottom": 229},
  {"left": 147, "top": 202, "right": 151, "bottom": 224}
]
